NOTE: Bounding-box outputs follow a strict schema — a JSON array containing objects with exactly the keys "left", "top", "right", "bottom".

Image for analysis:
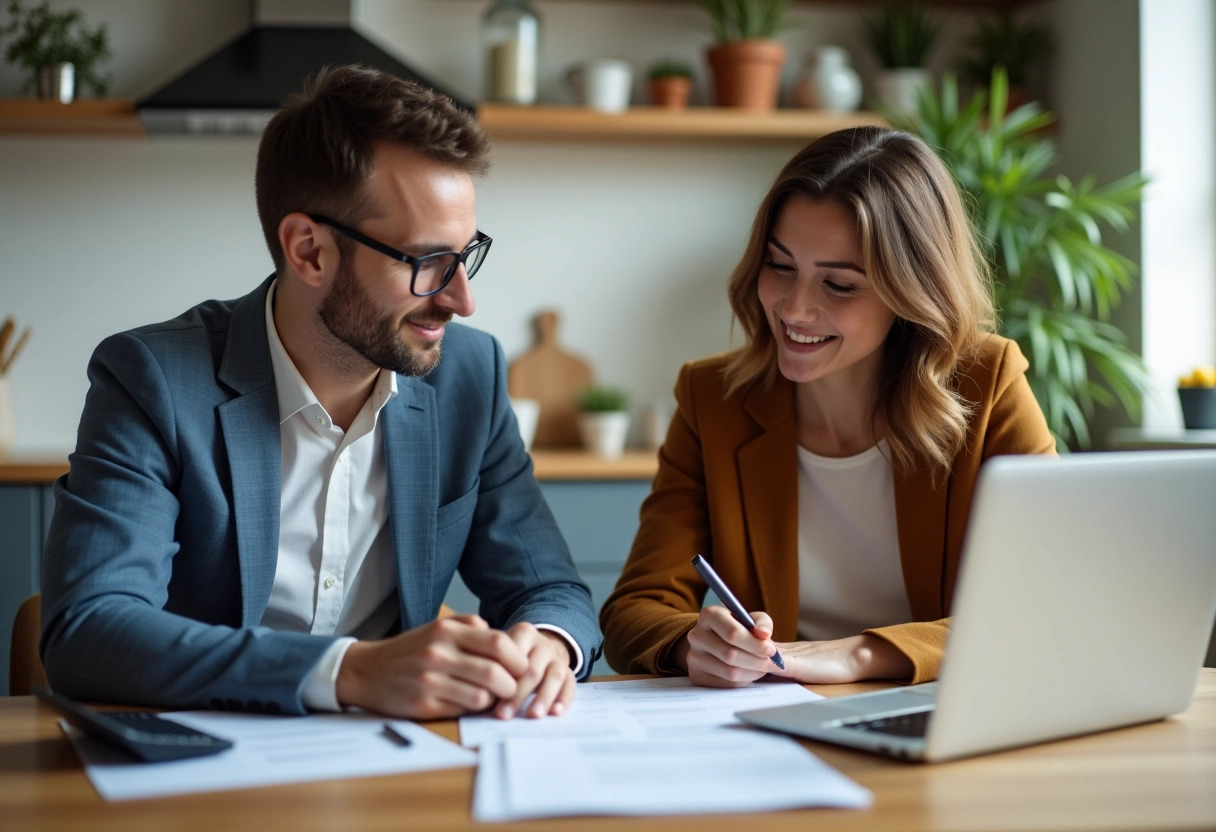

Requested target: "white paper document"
[
  {"left": 473, "top": 731, "right": 873, "bottom": 821},
  {"left": 63, "top": 711, "right": 476, "bottom": 802},
  {"left": 459, "top": 676, "right": 823, "bottom": 748}
]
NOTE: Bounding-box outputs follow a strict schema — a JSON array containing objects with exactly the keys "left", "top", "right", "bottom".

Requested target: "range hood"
[{"left": 137, "top": 24, "right": 474, "bottom": 136}]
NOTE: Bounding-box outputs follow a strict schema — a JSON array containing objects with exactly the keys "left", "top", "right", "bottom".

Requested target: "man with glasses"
[{"left": 40, "top": 65, "right": 601, "bottom": 720}]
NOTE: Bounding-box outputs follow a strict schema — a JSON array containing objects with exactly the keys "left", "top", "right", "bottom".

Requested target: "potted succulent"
[
  {"left": 577, "top": 385, "right": 631, "bottom": 458},
  {"left": 891, "top": 70, "right": 1150, "bottom": 449},
  {"left": 702, "top": 0, "right": 791, "bottom": 111},
  {"left": 0, "top": 0, "right": 111, "bottom": 102},
  {"left": 863, "top": 2, "right": 940, "bottom": 117},
  {"left": 1178, "top": 366, "right": 1216, "bottom": 430},
  {"left": 956, "top": 12, "right": 1053, "bottom": 110},
  {"left": 647, "top": 59, "right": 694, "bottom": 109}
]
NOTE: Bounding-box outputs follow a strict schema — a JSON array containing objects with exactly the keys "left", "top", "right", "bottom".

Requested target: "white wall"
[
  {"left": 0, "top": 0, "right": 1116, "bottom": 453},
  {"left": 1139, "top": 0, "right": 1216, "bottom": 429}
]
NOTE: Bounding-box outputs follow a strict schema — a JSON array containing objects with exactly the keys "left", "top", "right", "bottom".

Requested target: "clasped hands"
[
  {"left": 336, "top": 614, "right": 575, "bottom": 720},
  {"left": 673, "top": 605, "right": 913, "bottom": 687}
]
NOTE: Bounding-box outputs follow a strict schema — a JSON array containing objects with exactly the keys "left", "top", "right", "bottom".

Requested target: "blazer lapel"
[
  {"left": 216, "top": 278, "right": 282, "bottom": 626},
  {"left": 893, "top": 468, "right": 949, "bottom": 620},
  {"left": 736, "top": 380, "right": 800, "bottom": 641},
  {"left": 381, "top": 378, "right": 438, "bottom": 631}
]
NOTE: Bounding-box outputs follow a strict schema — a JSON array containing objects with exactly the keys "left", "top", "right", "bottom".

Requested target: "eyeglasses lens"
[{"left": 413, "top": 253, "right": 460, "bottom": 295}]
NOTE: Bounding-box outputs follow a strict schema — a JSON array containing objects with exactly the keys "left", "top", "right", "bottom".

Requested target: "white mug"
[{"left": 566, "top": 59, "right": 633, "bottom": 114}]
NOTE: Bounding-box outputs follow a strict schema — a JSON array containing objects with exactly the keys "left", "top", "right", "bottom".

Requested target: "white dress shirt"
[
  {"left": 261, "top": 282, "right": 580, "bottom": 711},
  {"left": 795, "top": 441, "right": 912, "bottom": 642}
]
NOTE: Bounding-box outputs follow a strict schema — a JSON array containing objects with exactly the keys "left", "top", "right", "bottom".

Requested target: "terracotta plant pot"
[
  {"left": 706, "top": 39, "right": 786, "bottom": 110},
  {"left": 649, "top": 76, "right": 692, "bottom": 109}
]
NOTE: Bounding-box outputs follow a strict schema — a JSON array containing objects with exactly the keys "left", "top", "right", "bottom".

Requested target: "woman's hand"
[
  {"left": 766, "top": 633, "right": 914, "bottom": 684},
  {"left": 673, "top": 606, "right": 783, "bottom": 687}
]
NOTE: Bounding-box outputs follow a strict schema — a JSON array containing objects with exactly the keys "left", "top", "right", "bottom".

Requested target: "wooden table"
[{"left": 2, "top": 671, "right": 1214, "bottom": 831}]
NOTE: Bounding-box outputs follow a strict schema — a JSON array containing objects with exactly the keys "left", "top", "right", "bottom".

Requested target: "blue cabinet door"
[{"left": 0, "top": 485, "right": 48, "bottom": 695}]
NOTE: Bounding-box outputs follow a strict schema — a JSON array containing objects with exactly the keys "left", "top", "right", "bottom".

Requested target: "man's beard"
[{"left": 319, "top": 259, "right": 450, "bottom": 377}]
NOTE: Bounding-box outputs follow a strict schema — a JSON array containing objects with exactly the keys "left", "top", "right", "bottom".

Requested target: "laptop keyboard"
[{"left": 840, "top": 710, "right": 932, "bottom": 738}]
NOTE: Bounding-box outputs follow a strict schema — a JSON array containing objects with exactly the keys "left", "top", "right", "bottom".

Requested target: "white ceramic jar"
[{"left": 793, "top": 46, "right": 862, "bottom": 112}]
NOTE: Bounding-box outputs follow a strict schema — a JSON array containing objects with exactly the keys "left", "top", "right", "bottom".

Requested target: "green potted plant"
[
  {"left": 648, "top": 59, "right": 694, "bottom": 109},
  {"left": 0, "top": 0, "right": 111, "bottom": 102},
  {"left": 577, "top": 385, "right": 631, "bottom": 458},
  {"left": 890, "top": 69, "right": 1150, "bottom": 449},
  {"left": 863, "top": 2, "right": 940, "bottom": 116},
  {"left": 701, "top": 0, "right": 792, "bottom": 110},
  {"left": 956, "top": 12, "right": 1053, "bottom": 108}
]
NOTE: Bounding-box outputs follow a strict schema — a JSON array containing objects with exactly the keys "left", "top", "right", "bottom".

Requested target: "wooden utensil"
[
  {"left": 508, "top": 310, "right": 593, "bottom": 448},
  {"left": 0, "top": 326, "right": 31, "bottom": 375},
  {"left": 0, "top": 317, "right": 14, "bottom": 363}
]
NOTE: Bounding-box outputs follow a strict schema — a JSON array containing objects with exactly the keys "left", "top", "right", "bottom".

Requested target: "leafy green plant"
[
  {"left": 577, "top": 386, "right": 631, "bottom": 413},
  {"left": 957, "top": 12, "right": 1053, "bottom": 89},
  {"left": 0, "top": 0, "right": 111, "bottom": 96},
  {"left": 864, "top": 2, "right": 940, "bottom": 69},
  {"left": 701, "top": 0, "right": 791, "bottom": 42},
  {"left": 648, "top": 59, "right": 694, "bottom": 81},
  {"left": 889, "top": 70, "right": 1150, "bottom": 448}
]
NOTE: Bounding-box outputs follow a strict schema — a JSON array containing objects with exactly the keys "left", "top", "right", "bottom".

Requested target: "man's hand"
[
  {"left": 673, "top": 605, "right": 781, "bottom": 688},
  {"left": 335, "top": 614, "right": 529, "bottom": 719},
  {"left": 494, "top": 623, "right": 576, "bottom": 720}
]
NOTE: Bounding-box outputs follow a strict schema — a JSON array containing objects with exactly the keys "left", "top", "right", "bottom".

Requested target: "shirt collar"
[{"left": 264, "top": 279, "right": 398, "bottom": 425}]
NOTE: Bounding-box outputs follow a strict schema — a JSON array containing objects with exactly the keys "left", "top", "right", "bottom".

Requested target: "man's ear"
[{"left": 279, "top": 213, "right": 332, "bottom": 288}]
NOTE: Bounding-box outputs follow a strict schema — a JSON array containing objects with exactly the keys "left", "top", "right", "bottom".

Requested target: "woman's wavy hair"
[{"left": 724, "top": 126, "right": 995, "bottom": 484}]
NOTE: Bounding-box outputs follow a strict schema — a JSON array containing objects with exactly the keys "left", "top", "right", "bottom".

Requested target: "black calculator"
[{"left": 33, "top": 686, "right": 234, "bottom": 763}]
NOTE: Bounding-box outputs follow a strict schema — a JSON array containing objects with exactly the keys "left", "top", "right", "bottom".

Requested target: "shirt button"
[
  {"left": 325, "top": 575, "right": 336, "bottom": 589},
  {"left": 314, "top": 416, "right": 324, "bottom": 425}
]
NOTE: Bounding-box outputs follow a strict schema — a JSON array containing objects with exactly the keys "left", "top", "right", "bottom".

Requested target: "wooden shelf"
[
  {"left": 0, "top": 99, "right": 144, "bottom": 137},
  {"left": 529, "top": 449, "right": 657, "bottom": 480},
  {"left": 0, "top": 450, "right": 657, "bottom": 483},
  {"left": 477, "top": 104, "right": 887, "bottom": 142},
  {"left": 0, "top": 99, "right": 883, "bottom": 143},
  {"left": 0, "top": 455, "right": 69, "bottom": 483}
]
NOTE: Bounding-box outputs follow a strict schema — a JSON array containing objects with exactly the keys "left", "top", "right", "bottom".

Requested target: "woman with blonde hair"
[{"left": 600, "top": 126, "right": 1055, "bottom": 687}]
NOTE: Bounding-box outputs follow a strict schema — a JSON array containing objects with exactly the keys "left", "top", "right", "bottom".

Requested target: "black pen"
[
  {"left": 690, "top": 554, "right": 785, "bottom": 670},
  {"left": 382, "top": 722, "right": 413, "bottom": 747}
]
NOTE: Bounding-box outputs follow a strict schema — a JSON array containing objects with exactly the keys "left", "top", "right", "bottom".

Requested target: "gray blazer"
[{"left": 41, "top": 277, "right": 601, "bottom": 714}]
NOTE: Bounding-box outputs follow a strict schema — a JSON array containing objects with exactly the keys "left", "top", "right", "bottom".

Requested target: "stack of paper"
[
  {"left": 462, "top": 678, "right": 873, "bottom": 821},
  {"left": 65, "top": 712, "right": 476, "bottom": 802},
  {"left": 459, "top": 675, "right": 826, "bottom": 747}
]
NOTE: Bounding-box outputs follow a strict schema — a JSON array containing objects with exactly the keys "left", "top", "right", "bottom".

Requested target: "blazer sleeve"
[
  {"left": 863, "top": 337, "right": 1056, "bottom": 684},
  {"left": 451, "top": 337, "right": 603, "bottom": 679},
  {"left": 600, "top": 362, "right": 711, "bottom": 675},
  {"left": 40, "top": 333, "right": 334, "bottom": 714}
]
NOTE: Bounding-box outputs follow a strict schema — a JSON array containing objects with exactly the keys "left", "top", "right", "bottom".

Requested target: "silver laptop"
[{"left": 737, "top": 450, "right": 1216, "bottom": 763}]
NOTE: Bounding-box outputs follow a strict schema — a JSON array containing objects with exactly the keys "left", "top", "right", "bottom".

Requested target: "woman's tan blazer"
[{"left": 600, "top": 333, "right": 1056, "bottom": 684}]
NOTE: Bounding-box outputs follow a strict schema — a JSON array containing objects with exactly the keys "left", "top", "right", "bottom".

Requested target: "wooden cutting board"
[{"left": 508, "top": 310, "right": 593, "bottom": 448}]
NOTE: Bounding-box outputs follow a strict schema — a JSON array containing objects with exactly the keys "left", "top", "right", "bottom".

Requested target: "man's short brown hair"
[{"left": 255, "top": 64, "right": 491, "bottom": 272}]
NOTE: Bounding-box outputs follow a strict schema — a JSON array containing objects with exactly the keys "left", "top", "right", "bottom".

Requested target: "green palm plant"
[{"left": 889, "top": 70, "right": 1150, "bottom": 448}]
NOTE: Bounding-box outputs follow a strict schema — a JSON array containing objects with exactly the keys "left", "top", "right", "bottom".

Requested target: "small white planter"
[
  {"left": 579, "top": 411, "right": 630, "bottom": 458},
  {"left": 509, "top": 397, "right": 540, "bottom": 451},
  {"left": 0, "top": 377, "right": 14, "bottom": 454},
  {"left": 875, "top": 68, "right": 931, "bottom": 117}
]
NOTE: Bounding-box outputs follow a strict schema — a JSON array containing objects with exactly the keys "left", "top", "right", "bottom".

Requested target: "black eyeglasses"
[{"left": 309, "top": 214, "right": 492, "bottom": 297}]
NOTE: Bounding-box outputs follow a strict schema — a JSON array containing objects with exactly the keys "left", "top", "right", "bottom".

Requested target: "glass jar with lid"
[{"left": 482, "top": 0, "right": 541, "bottom": 105}]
